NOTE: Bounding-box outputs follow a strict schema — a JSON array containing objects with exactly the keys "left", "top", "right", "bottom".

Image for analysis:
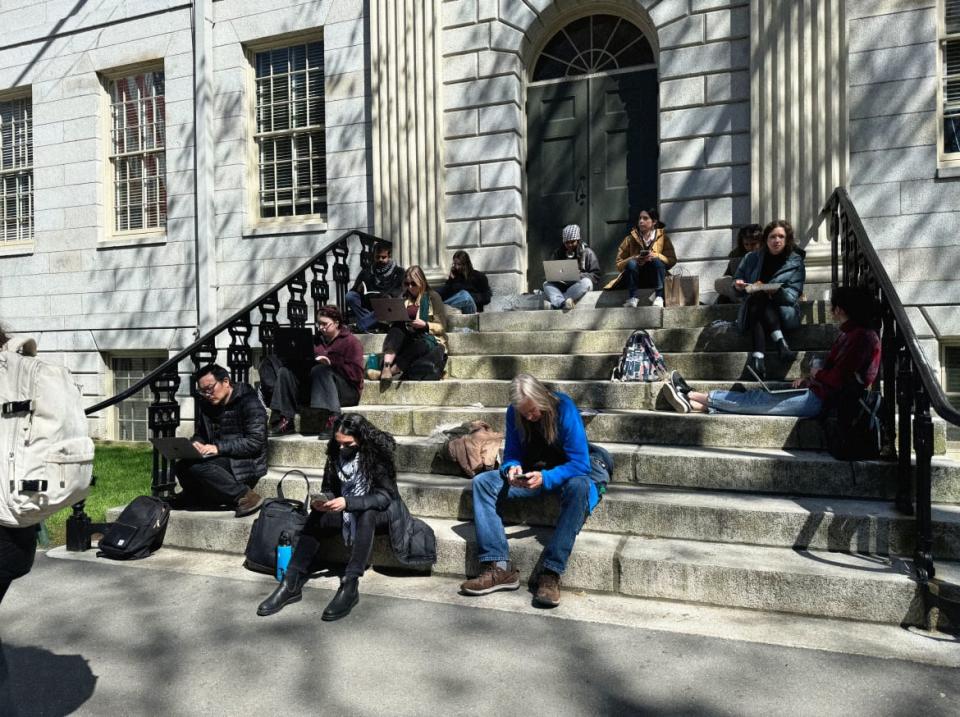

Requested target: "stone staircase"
[{"left": 143, "top": 294, "right": 960, "bottom": 628}]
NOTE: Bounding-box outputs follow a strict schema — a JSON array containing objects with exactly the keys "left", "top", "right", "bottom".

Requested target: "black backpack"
[
  {"left": 97, "top": 495, "right": 170, "bottom": 560},
  {"left": 244, "top": 470, "right": 312, "bottom": 575},
  {"left": 821, "top": 389, "right": 882, "bottom": 461}
]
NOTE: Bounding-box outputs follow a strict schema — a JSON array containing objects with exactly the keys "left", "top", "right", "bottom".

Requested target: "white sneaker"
[
  {"left": 622, "top": 297, "right": 639, "bottom": 308},
  {"left": 562, "top": 298, "right": 575, "bottom": 311},
  {"left": 663, "top": 381, "right": 692, "bottom": 413},
  {"left": 542, "top": 300, "right": 553, "bottom": 310},
  {"left": 653, "top": 296, "right": 664, "bottom": 307}
]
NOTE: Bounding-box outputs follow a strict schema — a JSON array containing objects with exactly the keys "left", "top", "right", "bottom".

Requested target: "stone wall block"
[
  {"left": 850, "top": 145, "right": 937, "bottom": 185},
  {"left": 848, "top": 43, "right": 936, "bottom": 86},
  {"left": 849, "top": 7, "right": 935, "bottom": 53},
  {"left": 443, "top": 0, "right": 478, "bottom": 29},
  {"left": 849, "top": 182, "right": 901, "bottom": 218},
  {"left": 849, "top": 76, "right": 936, "bottom": 120},
  {"left": 658, "top": 15, "right": 704, "bottom": 49},
  {"left": 705, "top": 6, "right": 750, "bottom": 42},
  {"left": 479, "top": 161, "right": 521, "bottom": 190},
  {"left": 660, "top": 102, "right": 750, "bottom": 140},
  {"left": 445, "top": 108, "right": 479, "bottom": 139},
  {"left": 443, "top": 23, "right": 490, "bottom": 55},
  {"left": 849, "top": 112, "right": 935, "bottom": 153},
  {"left": 445, "top": 52, "right": 480, "bottom": 82},
  {"left": 660, "top": 139, "right": 706, "bottom": 170},
  {"left": 660, "top": 77, "right": 705, "bottom": 109},
  {"left": 660, "top": 200, "right": 705, "bottom": 230},
  {"left": 660, "top": 40, "right": 749, "bottom": 79},
  {"left": 497, "top": 0, "right": 537, "bottom": 32},
  {"left": 446, "top": 133, "right": 520, "bottom": 165},
  {"left": 705, "top": 70, "right": 750, "bottom": 103},
  {"left": 445, "top": 220, "right": 481, "bottom": 247},
  {"left": 478, "top": 103, "right": 521, "bottom": 133},
  {"left": 444, "top": 75, "right": 521, "bottom": 110},
  {"left": 661, "top": 165, "right": 749, "bottom": 200},
  {"left": 447, "top": 165, "right": 479, "bottom": 193},
  {"left": 480, "top": 216, "right": 523, "bottom": 245},
  {"left": 445, "top": 189, "right": 522, "bottom": 220},
  {"left": 704, "top": 132, "right": 750, "bottom": 166}
]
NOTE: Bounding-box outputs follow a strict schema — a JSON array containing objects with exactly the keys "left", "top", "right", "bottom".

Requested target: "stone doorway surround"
[{"left": 440, "top": 0, "right": 753, "bottom": 303}]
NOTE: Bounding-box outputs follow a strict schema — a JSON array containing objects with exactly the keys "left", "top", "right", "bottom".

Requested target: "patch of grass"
[{"left": 44, "top": 441, "right": 153, "bottom": 546}]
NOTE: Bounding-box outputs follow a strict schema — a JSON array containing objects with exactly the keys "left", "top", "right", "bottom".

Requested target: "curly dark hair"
[
  {"left": 324, "top": 413, "right": 398, "bottom": 492},
  {"left": 762, "top": 219, "right": 796, "bottom": 255}
]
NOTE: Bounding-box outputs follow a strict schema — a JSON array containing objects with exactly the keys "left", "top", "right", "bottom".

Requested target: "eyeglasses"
[{"left": 196, "top": 382, "right": 220, "bottom": 396}]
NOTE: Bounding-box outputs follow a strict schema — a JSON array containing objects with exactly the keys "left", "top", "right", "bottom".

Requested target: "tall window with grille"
[
  {"left": 0, "top": 95, "right": 33, "bottom": 243},
  {"left": 254, "top": 41, "right": 327, "bottom": 219},
  {"left": 109, "top": 71, "right": 167, "bottom": 232},
  {"left": 942, "top": 1, "right": 960, "bottom": 163},
  {"left": 111, "top": 356, "right": 165, "bottom": 441},
  {"left": 946, "top": 345, "right": 960, "bottom": 411}
]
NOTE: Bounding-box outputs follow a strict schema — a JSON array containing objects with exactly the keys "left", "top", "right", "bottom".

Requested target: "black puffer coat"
[
  {"left": 321, "top": 426, "right": 437, "bottom": 567},
  {"left": 192, "top": 382, "right": 268, "bottom": 484}
]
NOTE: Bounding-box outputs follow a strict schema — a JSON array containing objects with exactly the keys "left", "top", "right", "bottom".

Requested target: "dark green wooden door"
[{"left": 527, "top": 70, "right": 657, "bottom": 290}]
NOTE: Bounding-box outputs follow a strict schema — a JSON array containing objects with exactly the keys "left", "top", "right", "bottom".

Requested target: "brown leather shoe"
[
  {"left": 235, "top": 489, "right": 264, "bottom": 518},
  {"left": 534, "top": 570, "right": 561, "bottom": 607},
  {"left": 460, "top": 562, "right": 520, "bottom": 596}
]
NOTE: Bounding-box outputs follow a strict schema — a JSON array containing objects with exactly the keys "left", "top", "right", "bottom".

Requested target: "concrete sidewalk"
[{"left": 2, "top": 549, "right": 959, "bottom": 716}]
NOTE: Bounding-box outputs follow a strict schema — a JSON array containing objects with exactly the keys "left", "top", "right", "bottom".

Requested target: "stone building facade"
[{"left": 0, "top": 0, "right": 957, "bottom": 438}]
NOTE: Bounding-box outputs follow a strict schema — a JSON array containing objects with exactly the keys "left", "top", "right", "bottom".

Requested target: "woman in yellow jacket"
[{"left": 604, "top": 208, "right": 677, "bottom": 307}]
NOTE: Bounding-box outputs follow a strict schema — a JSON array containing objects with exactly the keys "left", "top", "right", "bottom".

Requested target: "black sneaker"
[
  {"left": 663, "top": 380, "right": 692, "bottom": 414},
  {"left": 670, "top": 370, "right": 693, "bottom": 395}
]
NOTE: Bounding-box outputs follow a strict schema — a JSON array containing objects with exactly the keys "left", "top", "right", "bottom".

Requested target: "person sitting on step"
[
  {"left": 606, "top": 208, "right": 677, "bottom": 308},
  {"left": 265, "top": 305, "right": 365, "bottom": 440},
  {"left": 730, "top": 219, "right": 805, "bottom": 379},
  {"left": 171, "top": 364, "right": 266, "bottom": 517},
  {"left": 344, "top": 240, "right": 406, "bottom": 333},
  {"left": 437, "top": 250, "right": 492, "bottom": 314},
  {"left": 542, "top": 224, "right": 601, "bottom": 310},
  {"left": 460, "top": 373, "right": 600, "bottom": 608},
  {"left": 368, "top": 265, "right": 447, "bottom": 386},
  {"left": 715, "top": 223, "right": 763, "bottom": 304},
  {"left": 663, "top": 286, "right": 880, "bottom": 417},
  {"left": 257, "top": 413, "right": 436, "bottom": 621}
]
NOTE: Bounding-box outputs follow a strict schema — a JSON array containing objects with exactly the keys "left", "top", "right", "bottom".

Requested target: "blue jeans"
[
  {"left": 625, "top": 258, "right": 666, "bottom": 299},
  {"left": 344, "top": 290, "right": 376, "bottom": 331},
  {"left": 708, "top": 388, "right": 823, "bottom": 417},
  {"left": 471, "top": 469, "right": 591, "bottom": 575},
  {"left": 542, "top": 278, "right": 592, "bottom": 308},
  {"left": 443, "top": 289, "right": 477, "bottom": 314}
]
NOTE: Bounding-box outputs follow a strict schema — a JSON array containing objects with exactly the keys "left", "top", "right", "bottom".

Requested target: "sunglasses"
[{"left": 403, "top": 281, "right": 418, "bottom": 287}]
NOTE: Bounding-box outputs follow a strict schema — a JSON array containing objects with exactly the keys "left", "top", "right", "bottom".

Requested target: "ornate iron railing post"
[
  {"left": 287, "top": 272, "right": 308, "bottom": 328},
  {"left": 895, "top": 347, "right": 914, "bottom": 516},
  {"left": 227, "top": 313, "right": 253, "bottom": 385},
  {"left": 258, "top": 292, "right": 280, "bottom": 356},
  {"left": 878, "top": 301, "right": 898, "bottom": 461},
  {"left": 148, "top": 364, "right": 182, "bottom": 498}
]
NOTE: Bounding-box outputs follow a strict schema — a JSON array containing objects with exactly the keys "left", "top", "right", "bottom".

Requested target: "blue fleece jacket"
[{"left": 500, "top": 392, "right": 599, "bottom": 510}]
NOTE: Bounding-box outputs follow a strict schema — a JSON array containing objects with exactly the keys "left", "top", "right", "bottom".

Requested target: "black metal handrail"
[
  {"left": 820, "top": 187, "right": 960, "bottom": 627},
  {"left": 66, "top": 228, "right": 381, "bottom": 550}
]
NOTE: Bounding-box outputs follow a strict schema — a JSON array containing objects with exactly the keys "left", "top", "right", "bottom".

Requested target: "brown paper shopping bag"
[{"left": 664, "top": 269, "right": 699, "bottom": 306}]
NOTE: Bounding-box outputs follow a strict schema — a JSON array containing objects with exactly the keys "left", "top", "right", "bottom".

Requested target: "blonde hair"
[
  {"left": 509, "top": 373, "right": 559, "bottom": 446},
  {"left": 404, "top": 265, "right": 429, "bottom": 297}
]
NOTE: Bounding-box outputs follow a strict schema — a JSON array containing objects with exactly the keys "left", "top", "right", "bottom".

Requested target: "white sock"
[
  {"left": 495, "top": 560, "right": 509, "bottom": 570},
  {"left": 770, "top": 330, "right": 784, "bottom": 342},
  {"left": 751, "top": 351, "right": 764, "bottom": 359}
]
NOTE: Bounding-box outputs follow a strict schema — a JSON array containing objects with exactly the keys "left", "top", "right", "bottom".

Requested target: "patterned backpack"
[{"left": 611, "top": 329, "right": 667, "bottom": 382}]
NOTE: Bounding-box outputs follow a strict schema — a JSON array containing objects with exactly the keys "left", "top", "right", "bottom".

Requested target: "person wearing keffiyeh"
[
  {"left": 344, "top": 241, "right": 406, "bottom": 332},
  {"left": 256, "top": 414, "right": 436, "bottom": 621}
]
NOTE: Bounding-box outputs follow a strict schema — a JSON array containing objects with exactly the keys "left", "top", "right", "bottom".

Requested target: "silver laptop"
[
  {"left": 150, "top": 436, "right": 209, "bottom": 460},
  {"left": 543, "top": 259, "right": 581, "bottom": 283},
  {"left": 370, "top": 297, "right": 409, "bottom": 323},
  {"left": 746, "top": 365, "right": 807, "bottom": 395}
]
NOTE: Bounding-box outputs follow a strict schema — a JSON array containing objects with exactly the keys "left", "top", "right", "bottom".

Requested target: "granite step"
[
  {"left": 340, "top": 406, "right": 949, "bottom": 454},
  {"left": 356, "top": 324, "right": 838, "bottom": 356},
  {"left": 264, "top": 436, "right": 960, "bottom": 501},
  {"left": 253, "top": 470, "right": 960, "bottom": 559},
  {"left": 126, "top": 508, "right": 957, "bottom": 627}
]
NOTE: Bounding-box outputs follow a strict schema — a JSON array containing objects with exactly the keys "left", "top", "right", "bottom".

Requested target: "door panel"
[
  {"left": 526, "top": 69, "right": 658, "bottom": 289},
  {"left": 526, "top": 80, "right": 589, "bottom": 291},
  {"left": 589, "top": 70, "right": 658, "bottom": 279}
]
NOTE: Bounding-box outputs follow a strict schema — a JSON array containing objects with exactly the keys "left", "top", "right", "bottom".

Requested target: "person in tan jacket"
[{"left": 604, "top": 208, "right": 677, "bottom": 307}]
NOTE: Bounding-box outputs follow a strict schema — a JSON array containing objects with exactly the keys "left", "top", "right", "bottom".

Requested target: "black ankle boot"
[
  {"left": 257, "top": 571, "right": 305, "bottom": 616},
  {"left": 776, "top": 338, "right": 797, "bottom": 362},
  {"left": 322, "top": 576, "right": 359, "bottom": 621},
  {"left": 747, "top": 355, "right": 766, "bottom": 380}
]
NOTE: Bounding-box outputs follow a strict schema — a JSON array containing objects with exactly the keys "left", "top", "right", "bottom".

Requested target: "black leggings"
[
  {"left": 288, "top": 508, "right": 390, "bottom": 579},
  {"left": 0, "top": 525, "right": 38, "bottom": 605},
  {"left": 744, "top": 293, "right": 783, "bottom": 353}
]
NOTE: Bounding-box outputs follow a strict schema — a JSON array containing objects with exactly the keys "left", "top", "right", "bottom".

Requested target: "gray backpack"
[{"left": 0, "top": 337, "right": 94, "bottom": 528}]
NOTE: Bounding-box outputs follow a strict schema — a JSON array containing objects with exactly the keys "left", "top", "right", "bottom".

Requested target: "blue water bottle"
[{"left": 276, "top": 531, "right": 292, "bottom": 582}]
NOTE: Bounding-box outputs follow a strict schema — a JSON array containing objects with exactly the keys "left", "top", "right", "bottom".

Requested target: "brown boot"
[
  {"left": 235, "top": 489, "right": 264, "bottom": 518},
  {"left": 534, "top": 570, "right": 561, "bottom": 607}
]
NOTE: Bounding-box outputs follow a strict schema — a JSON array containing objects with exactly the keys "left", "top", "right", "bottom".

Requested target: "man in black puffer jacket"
[{"left": 172, "top": 364, "right": 267, "bottom": 517}]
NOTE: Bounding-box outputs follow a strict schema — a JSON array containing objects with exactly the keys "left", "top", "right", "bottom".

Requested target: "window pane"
[
  {"left": 255, "top": 41, "right": 326, "bottom": 219},
  {"left": 0, "top": 95, "right": 33, "bottom": 242},
  {"left": 109, "top": 71, "right": 167, "bottom": 231},
  {"left": 112, "top": 356, "right": 166, "bottom": 442}
]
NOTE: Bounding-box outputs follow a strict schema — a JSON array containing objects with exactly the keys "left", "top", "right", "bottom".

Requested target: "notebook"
[
  {"left": 543, "top": 259, "right": 581, "bottom": 283},
  {"left": 747, "top": 365, "right": 807, "bottom": 395},
  {"left": 744, "top": 282, "right": 782, "bottom": 294}
]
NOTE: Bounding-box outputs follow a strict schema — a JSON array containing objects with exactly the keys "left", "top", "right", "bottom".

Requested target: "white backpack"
[{"left": 0, "top": 337, "right": 94, "bottom": 528}]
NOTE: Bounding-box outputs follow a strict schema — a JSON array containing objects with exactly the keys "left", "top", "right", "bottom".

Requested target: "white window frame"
[
  {"left": 0, "top": 90, "right": 33, "bottom": 250},
  {"left": 943, "top": 341, "right": 960, "bottom": 410},
  {"left": 246, "top": 32, "right": 327, "bottom": 230},
  {"left": 938, "top": 0, "right": 960, "bottom": 169},
  {"left": 102, "top": 64, "right": 167, "bottom": 239}
]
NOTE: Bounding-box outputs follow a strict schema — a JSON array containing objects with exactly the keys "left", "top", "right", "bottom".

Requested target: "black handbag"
[{"left": 243, "top": 469, "right": 313, "bottom": 574}]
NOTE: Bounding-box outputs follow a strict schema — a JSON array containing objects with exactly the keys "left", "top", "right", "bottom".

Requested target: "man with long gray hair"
[{"left": 460, "top": 373, "right": 600, "bottom": 607}]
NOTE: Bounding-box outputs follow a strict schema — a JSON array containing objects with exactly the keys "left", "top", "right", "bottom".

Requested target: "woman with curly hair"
[{"left": 256, "top": 413, "right": 435, "bottom": 621}]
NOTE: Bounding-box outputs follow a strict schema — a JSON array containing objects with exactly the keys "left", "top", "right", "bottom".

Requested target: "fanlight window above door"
[{"left": 532, "top": 15, "right": 654, "bottom": 82}]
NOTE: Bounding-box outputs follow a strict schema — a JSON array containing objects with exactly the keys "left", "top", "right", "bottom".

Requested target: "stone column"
[
  {"left": 369, "top": 0, "right": 445, "bottom": 276},
  {"left": 750, "top": 0, "right": 847, "bottom": 285}
]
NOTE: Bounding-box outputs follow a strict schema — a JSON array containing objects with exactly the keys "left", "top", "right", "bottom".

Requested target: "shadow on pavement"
[{"left": 1, "top": 640, "right": 96, "bottom": 717}]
